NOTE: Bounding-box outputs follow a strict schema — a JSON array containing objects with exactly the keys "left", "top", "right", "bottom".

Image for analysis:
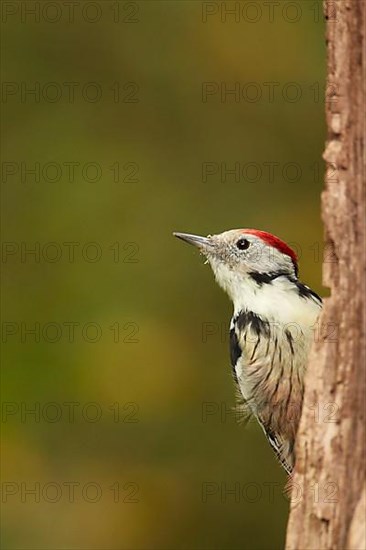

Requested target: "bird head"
[{"left": 174, "top": 228, "right": 298, "bottom": 304}]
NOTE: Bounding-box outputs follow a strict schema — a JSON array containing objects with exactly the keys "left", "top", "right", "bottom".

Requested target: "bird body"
[{"left": 174, "top": 228, "right": 322, "bottom": 473}]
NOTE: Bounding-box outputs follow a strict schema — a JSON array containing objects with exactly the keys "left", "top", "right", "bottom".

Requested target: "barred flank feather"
[{"left": 230, "top": 308, "right": 312, "bottom": 473}]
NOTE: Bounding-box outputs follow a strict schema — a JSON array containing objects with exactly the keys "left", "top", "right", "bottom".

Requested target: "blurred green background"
[{"left": 1, "top": 1, "right": 325, "bottom": 548}]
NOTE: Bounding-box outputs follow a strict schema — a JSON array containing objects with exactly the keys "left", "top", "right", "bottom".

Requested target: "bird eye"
[{"left": 236, "top": 238, "right": 250, "bottom": 250}]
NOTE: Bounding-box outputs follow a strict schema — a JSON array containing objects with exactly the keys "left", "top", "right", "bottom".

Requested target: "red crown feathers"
[{"left": 243, "top": 229, "right": 298, "bottom": 266}]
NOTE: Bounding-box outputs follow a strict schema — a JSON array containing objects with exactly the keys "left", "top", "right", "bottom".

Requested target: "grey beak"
[{"left": 173, "top": 232, "right": 211, "bottom": 249}]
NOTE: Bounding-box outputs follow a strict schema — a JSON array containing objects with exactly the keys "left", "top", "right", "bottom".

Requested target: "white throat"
[{"left": 211, "top": 261, "right": 319, "bottom": 328}]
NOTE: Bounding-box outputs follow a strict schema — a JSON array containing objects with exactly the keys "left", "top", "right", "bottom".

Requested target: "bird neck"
[{"left": 229, "top": 273, "right": 320, "bottom": 329}]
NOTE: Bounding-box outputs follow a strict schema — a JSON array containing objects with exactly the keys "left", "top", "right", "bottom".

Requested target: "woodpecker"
[{"left": 174, "top": 228, "right": 322, "bottom": 474}]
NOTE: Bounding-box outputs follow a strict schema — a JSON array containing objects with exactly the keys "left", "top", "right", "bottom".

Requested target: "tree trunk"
[{"left": 286, "top": 1, "right": 366, "bottom": 549}]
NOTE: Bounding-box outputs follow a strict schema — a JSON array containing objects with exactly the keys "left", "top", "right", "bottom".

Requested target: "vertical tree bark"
[{"left": 286, "top": 1, "right": 365, "bottom": 549}]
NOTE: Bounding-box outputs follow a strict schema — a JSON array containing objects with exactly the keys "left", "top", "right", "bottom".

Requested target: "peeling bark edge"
[{"left": 285, "top": 2, "right": 366, "bottom": 550}]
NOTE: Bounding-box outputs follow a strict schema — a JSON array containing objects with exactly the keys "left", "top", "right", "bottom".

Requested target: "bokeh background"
[{"left": 1, "top": 1, "right": 326, "bottom": 548}]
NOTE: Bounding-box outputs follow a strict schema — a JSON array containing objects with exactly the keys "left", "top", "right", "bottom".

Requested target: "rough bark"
[{"left": 286, "top": 1, "right": 366, "bottom": 549}]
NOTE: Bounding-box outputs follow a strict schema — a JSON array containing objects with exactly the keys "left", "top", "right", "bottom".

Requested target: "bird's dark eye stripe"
[{"left": 236, "top": 238, "right": 250, "bottom": 250}]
